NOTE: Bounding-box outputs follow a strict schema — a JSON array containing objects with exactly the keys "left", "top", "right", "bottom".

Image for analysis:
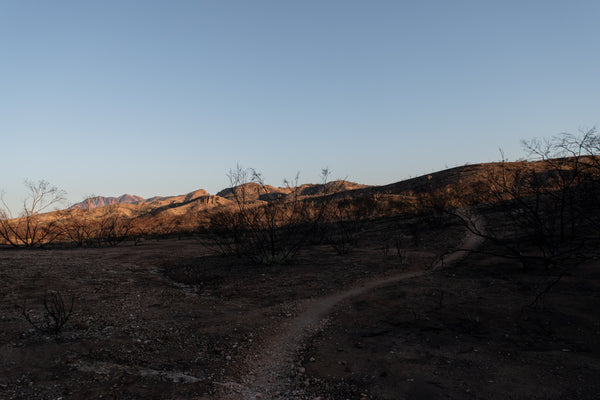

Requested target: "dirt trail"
[{"left": 217, "top": 213, "right": 484, "bottom": 400}]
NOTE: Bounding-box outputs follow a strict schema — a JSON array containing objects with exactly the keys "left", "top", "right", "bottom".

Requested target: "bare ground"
[
  {"left": 0, "top": 215, "right": 598, "bottom": 399},
  {"left": 216, "top": 213, "right": 485, "bottom": 399}
]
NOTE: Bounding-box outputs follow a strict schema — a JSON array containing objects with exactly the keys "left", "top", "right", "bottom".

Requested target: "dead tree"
[
  {"left": 0, "top": 180, "right": 66, "bottom": 247},
  {"left": 456, "top": 129, "right": 600, "bottom": 269}
]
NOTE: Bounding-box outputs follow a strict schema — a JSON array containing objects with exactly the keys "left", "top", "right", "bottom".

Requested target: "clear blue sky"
[{"left": 1, "top": 1, "right": 599, "bottom": 210}]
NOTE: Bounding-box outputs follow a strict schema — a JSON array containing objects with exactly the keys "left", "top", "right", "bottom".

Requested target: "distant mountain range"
[
  {"left": 70, "top": 194, "right": 145, "bottom": 209},
  {"left": 70, "top": 181, "right": 371, "bottom": 211}
]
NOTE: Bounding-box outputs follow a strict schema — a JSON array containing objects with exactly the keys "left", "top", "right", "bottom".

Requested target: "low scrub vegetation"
[
  {"left": 456, "top": 129, "right": 600, "bottom": 269},
  {"left": 0, "top": 180, "right": 66, "bottom": 247},
  {"left": 209, "top": 166, "right": 344, "bottom": 264},
  {"left": 1, "top": 129, "right": 599, "bottom": 275},
  {"left": 22, "top": 290, "right": 75, "bottom": 335}
]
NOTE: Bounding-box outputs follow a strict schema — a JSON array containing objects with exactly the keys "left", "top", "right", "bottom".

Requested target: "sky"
[{"left": 1, "top": 0, "right": 599, "bottom": 211}]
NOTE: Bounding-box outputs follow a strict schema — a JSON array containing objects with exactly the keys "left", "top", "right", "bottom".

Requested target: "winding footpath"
[{"left": 217, "top": 212, "right": 485, "bottom": 400}]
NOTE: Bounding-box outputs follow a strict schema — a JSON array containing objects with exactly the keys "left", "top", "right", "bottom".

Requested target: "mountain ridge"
[
  {"left": 70, "top": 194, "right": 145, "bottom": 210},
  {"left": 71, "top": 181, "right": 370, "bottom": 212}
]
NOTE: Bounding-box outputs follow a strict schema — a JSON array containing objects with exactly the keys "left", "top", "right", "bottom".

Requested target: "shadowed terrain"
[{"left": 1, "top": 145, "right": 600, "bottom": 399}]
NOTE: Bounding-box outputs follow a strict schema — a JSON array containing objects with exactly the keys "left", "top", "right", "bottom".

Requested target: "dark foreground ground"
[{"left": 0, "top": 216, "right": 598, "bottom": 399}]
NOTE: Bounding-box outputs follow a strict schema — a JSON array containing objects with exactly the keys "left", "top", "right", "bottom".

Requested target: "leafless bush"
[
  {"left": 58, "top": 209, "right": 93, "bottom": 246},
  {"left": 327, "top": 196, "right": 375, "bottom": 255},
  {"left": 414, "top": 185, "right": 459, "bottom": 228},
  {"left": 392, "top": 234, "right": 406, "bottom": 259},
  {"left": 458, "top": 128, "right": 600, "bottom": 269},
  {"left": 22, "top": 290, "right": 75, "bottom": 334},
  {"left": 208, "top": 209, "right": 244, "bottom": 256},
  {"left": 0, "top": 180, "right": 66, "bottom": 247},
  {"left": 56, "top": 196, "right": 99, "bottom": 246},
  {"left": 209, "top": 166, "right": 342, "bottom": 264},
  {"left": 96, "top": 206, "right": 134, "bottom": 246}
]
